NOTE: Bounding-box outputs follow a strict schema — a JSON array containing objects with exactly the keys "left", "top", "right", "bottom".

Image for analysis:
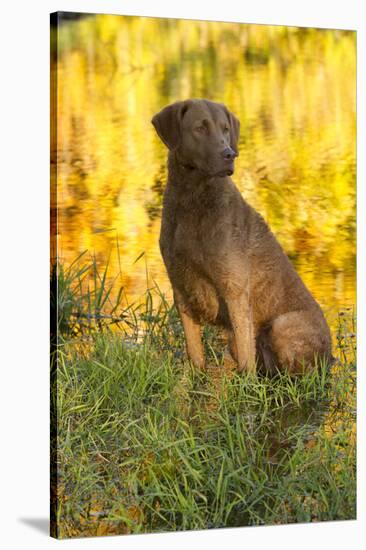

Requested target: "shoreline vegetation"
[{"left": 50, "top": 253, "right": 356, "bottom": 538}]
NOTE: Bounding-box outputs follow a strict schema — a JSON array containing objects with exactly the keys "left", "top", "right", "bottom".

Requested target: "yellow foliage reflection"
[{"left": 52, "top": 15, "right": 356, "bottom": 334}]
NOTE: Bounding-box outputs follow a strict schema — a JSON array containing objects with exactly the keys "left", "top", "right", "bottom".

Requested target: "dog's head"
[{"left": 151, "top": 99, "right": 240, "bottom": 178}]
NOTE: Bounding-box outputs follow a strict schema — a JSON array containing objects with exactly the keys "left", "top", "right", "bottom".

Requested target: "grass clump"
[{"left": 51, "top": 255, "right": 356, "bottom": 538}]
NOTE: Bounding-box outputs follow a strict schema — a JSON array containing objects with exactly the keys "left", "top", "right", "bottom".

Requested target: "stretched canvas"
[{"left": 50, "top": 11, "right": 356, "bottom": 539}]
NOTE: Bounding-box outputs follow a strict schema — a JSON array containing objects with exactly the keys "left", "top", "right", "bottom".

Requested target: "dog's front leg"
[
  {"left": 175, "top": 297, "right": 205, "bottom": 369},
  {"left": 227, "top": 294, "right": 256, "bottom": 374}
]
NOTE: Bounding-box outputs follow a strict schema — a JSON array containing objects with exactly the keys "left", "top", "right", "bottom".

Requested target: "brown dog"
[{"left": 152, "top": 99, "right": 332, "bottom": 374}]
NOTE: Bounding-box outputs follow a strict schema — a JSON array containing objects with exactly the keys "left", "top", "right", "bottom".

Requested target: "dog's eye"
[{"left": 223, "top": 126, "right": 230, "bottom": 133}]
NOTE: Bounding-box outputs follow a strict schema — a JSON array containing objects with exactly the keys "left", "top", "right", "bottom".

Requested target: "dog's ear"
[
  {"left": 224, "top": 107, "right": 240, "bottom": 155},
  {"left": 151, "top": 101, "right": 189, "bottom": 150}
]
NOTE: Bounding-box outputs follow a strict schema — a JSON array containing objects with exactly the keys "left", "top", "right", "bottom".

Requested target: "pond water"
[{"left": 51, "top": 14, "right": 356, "bottom": 338}]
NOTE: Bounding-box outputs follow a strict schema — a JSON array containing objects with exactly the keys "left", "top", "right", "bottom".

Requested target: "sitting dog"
[{"left": 152, "top": 99, "right": 332, "bottom": 374}]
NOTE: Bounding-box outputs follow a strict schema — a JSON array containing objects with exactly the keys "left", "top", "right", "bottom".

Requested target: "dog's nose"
[{"left": 221, "top": 147, "right": 237, "bottom": 161}]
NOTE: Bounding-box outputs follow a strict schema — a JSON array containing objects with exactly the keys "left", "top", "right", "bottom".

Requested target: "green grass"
[{"left": 50, "top": 254, "right": 356, "bottom": 538}]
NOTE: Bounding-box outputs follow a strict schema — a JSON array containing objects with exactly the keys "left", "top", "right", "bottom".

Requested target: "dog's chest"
[
  {"left": 171, "top": 209, "right": 217, "bottom": 263},
  {"left": 162, "top": 208, "right": 223, "bottom": 323},
  {"left": 160, "top": 182, "right": 241, "bottom": 286}
]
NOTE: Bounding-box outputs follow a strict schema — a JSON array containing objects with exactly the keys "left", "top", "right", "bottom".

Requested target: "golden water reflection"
[{"left": 52, "top": 15, "right": 356, "bottom": 335}]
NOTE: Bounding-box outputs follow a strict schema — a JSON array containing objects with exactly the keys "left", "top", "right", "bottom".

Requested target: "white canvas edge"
[{"left": 0, "top": 1, "right": 363, "bottom": 549}]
